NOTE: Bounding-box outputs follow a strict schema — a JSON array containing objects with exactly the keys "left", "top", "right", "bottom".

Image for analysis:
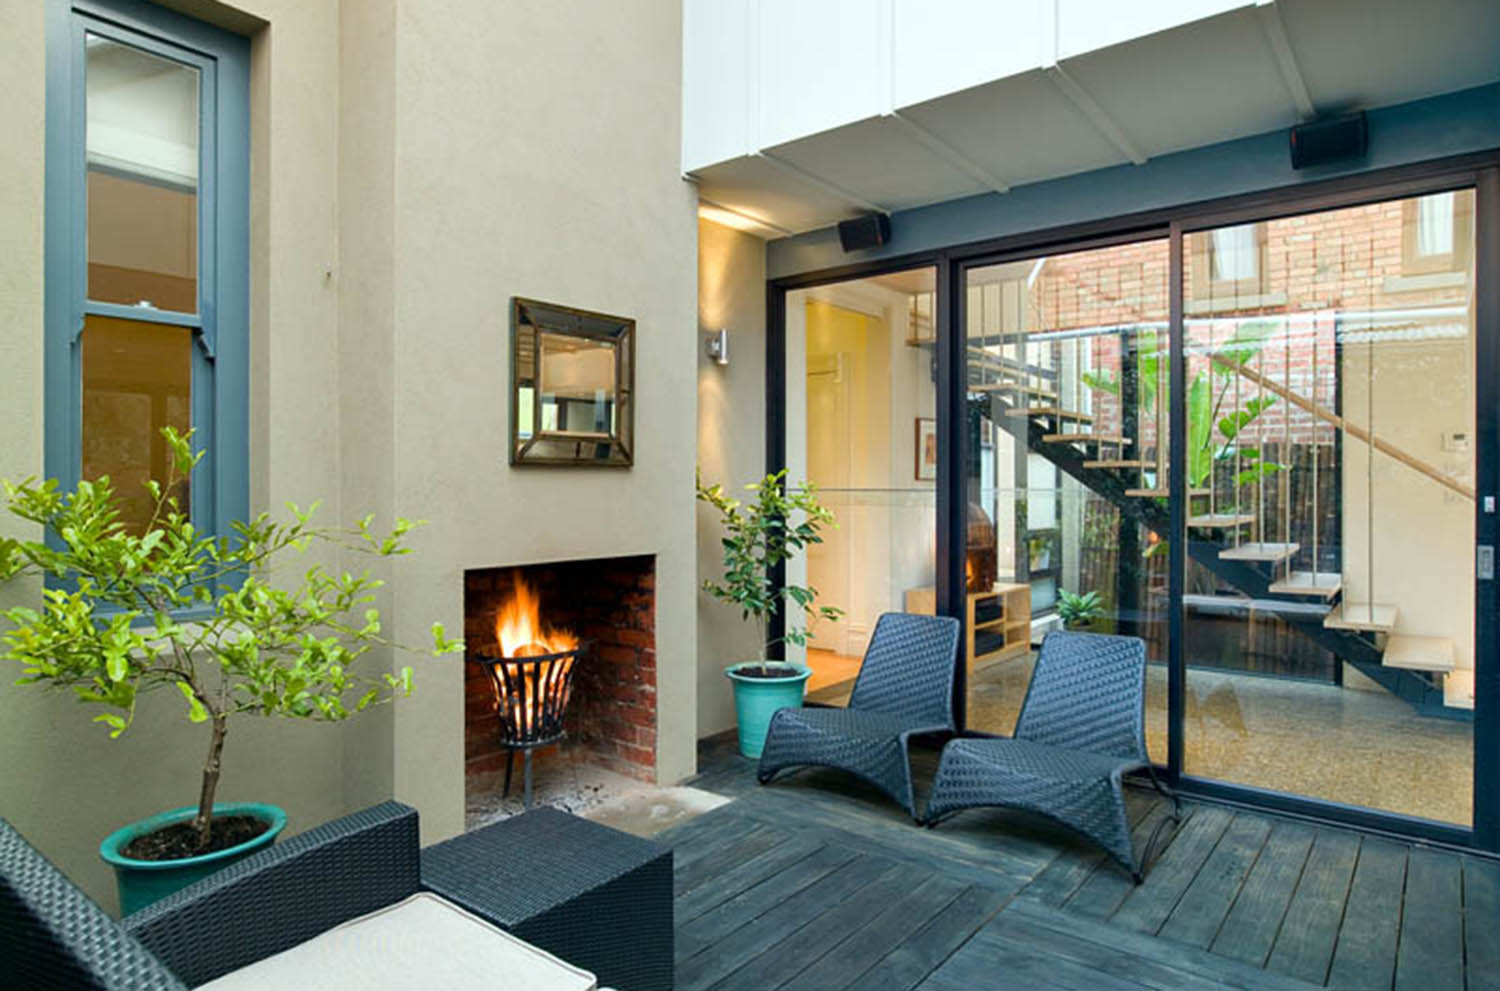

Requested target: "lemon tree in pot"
[
  {"left": 696, "top": 469, "right": 841, "bottom": 758},
  {"left": 0, "top": 428, "right": 461, "bottom": 913}
]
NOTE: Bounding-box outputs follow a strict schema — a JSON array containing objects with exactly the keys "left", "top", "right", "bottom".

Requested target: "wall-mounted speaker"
[
  {"left": 1290, "top": 112, "right": 1368, "bottom": 170},
  {"left": 837, "top": 213, "right": 891, "bottom": 252}
]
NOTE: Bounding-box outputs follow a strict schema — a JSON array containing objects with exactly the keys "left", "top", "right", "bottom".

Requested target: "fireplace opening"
[{"left": 464, "top": 556, "right": 656, "bottom": 820}]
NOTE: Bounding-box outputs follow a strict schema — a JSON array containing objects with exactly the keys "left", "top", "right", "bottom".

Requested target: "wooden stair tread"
[
  {"left": 1006, "top": 406, "right": 1094, "bottom": 421},
  {"left": 1188, "top": 487, "right": 1212, "bottom": 497},
  {"left": 1382, "top": 634, "right": 1456, "bottom": 673},
  {"left": 1324, "top": 602, "right": 1399, "bottom": 633},
  {"left": 1267, "top": 570, "right": 1342, "bottom": 599},
  {"left": 1220, "top": 542, "right": 1300, "bottom": 562},
  {"left": 972, "top": 383, "right": 1059, "bottom": 399},
  {"left": 1188, "top": 513, "right": 1255, "bottom": 528},
  {"left": 1125, "top": 489, "right": 1168, "bottom": 497},
  {"left": 1041, "top": 433, "right": 1133, "bottom": 445},
  {"left": 1083, "top": 459, "right": 1150, "bottom": 468},
  {"left": 1444, "top": 668, "right": 1475, "bottom": 710}
]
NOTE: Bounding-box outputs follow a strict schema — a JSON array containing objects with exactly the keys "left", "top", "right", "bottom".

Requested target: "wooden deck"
[{"left": 663, "top": 733, "right": 1500, "bottom": 991}]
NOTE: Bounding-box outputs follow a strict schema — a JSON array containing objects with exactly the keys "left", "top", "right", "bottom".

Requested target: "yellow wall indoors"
[{"left": 0, "top": 0, "right": 697, "bottom": 911}]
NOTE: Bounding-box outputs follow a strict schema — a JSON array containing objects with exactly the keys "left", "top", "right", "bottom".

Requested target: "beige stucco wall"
[
  {"left": 382, "top": 0, "right": 700, "bottom": 842},
  {"left": 0, "top": 0, "right": 699, "bottom": 905},
  {"left": 696, "top": 217, "right": 767, "bottom": 736},
  {"left": 0, "top": 0, "right": 356, "bottom": 913}
]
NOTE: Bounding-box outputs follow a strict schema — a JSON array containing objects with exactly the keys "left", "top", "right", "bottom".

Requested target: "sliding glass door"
[{"left": 1179, "top": 190, "right": 1476, "bottom": 825}]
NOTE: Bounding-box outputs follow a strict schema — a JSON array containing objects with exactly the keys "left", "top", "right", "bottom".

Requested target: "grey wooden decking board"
[
  {"left": 1325, "top": 836, "right": 1407, "bottom": 991},
  {"left": 1063, "top": 801, "right": 1179, "bottom": 918},
  {"left": 1002, "top": 900, "right": 1321, "bottom": 990},
  {"left": 1264, "top": 829, "right": 1361, "bottom": 986},
  {"left": 984, "top": 911, "right": 1255, "bottom": 990},
  {"left": 1462, "top": 856, "right": 1500, "bottom": 991},
  {"left": 730, "top": 787, "right": 1041, "bottom": 886},
  {"left": 773, "top": 873, "right": 969, "bottom": 991},
  {"left": 673, "top": 822, "right": 785, "bottom": 897},
  {"left": 705, "top": 861, "right": 930, "bottom": 991},
  {"left": 1159, "top": 814, "right": 1273, "bottom": 949},
  {"left": 1393, "top": 846, "right": 1464, "bottom": 991},
  {"left": 946, "top": 929, "right": 1156, "bottom": 990},
  {"left": 661, "top": 808, "right": 759, "bottom": 868},
  {"left": 674, "top": 834, "right": 825, "bottom": 925},
  {"left": 848, "top": 884, "right": 1013, "bottom": 991},
  {"left": 1019, "top": 794, "right": 1163, "bottom": 907},
  {"left": 676, "top": 855, "right": 896, "bottom": 991},
  {"left": 1112, "top": 807, "right": 1236, "bottom": 935},
  {"left": 1209, "top": 822, "right": 1316, "bottom": 968},
  {"left": 676, "top": 842, "right": 859, "bottom": 962}
]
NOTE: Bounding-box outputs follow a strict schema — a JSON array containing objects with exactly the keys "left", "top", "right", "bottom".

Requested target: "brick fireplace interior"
[{"left": 464, "top": 555, "right": 657, "bottom": 803}]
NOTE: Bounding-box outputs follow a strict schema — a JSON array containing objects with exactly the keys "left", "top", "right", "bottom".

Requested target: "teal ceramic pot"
[
  {"left": 100, "top": 802, "right": 287, "bottom": 915},
  {"left": 726, "top": 663, "right": 811, "bottom": 759}
]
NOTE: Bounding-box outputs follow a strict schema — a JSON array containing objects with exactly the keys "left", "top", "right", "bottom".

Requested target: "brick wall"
[{"left": 463, "top": 556, "right": 657, "bottom": 785}]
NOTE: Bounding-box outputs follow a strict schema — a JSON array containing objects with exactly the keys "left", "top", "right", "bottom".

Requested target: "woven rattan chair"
[
  {"left": 757, "top": 611, "right": 961, "bottom": 820},
  {"left": 924, "top": 631, "right": 1178, "bottom": 882}
]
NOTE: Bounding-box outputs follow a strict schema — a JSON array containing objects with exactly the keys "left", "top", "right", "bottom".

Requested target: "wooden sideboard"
[{"left": 903, "top": 582, "right": 1032, "bottom": 674}]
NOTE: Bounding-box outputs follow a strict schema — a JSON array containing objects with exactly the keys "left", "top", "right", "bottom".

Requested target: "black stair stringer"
[{"left": 1001, "top": 409, "right": 1465, "bottom": 719}]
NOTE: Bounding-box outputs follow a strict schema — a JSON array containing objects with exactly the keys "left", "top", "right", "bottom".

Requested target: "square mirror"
[{"left": 511, "top": 297, "right": 634, "bottom": 466}]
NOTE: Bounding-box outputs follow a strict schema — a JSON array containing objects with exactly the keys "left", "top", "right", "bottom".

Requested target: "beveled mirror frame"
[{"left": 509, "top": 297, "right": 635, "bottom": 467}]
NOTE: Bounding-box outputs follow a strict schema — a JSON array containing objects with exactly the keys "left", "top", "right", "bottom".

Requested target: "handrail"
[{"left": 1211, "top": 354, "right": 1474, "bottom": 501}]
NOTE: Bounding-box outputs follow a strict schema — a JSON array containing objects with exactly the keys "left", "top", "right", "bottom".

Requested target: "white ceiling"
[{"left": 690, "top": 0, "right": 1500, "bottom": 238}]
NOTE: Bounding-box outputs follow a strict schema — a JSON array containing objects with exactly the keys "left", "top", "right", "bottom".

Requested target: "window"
[
  {"left": 1189, "top": 221, "right": 1267, "bottom": 303},
  {"left": 1401, "top": 189, "right": 1474, "bottom": 276},
  {"left": 46, "top": 0, "right": 249, "bottom": 541}
]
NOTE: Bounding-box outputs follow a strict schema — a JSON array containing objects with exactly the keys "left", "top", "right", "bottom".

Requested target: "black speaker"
[
  {"left": 1290, "top": 112, "right": 1367, "bottom": 170},
  {"left": 837, "top": 213, "right": 891, "bottom": 252}
]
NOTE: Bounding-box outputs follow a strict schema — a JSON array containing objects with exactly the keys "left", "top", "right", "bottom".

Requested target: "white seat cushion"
[{"left": 201, "top": 892, "right": 597, "bottom": 990}]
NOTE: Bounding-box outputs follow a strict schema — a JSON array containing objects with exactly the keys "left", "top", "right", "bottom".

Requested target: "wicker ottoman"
[{"left": 422, "top": 807, "right": 673, "bottom": 991}]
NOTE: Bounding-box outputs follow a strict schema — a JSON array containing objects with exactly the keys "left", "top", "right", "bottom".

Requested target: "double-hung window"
[{"left": 45, "top": 0, "right": 249, "bottom": 540}]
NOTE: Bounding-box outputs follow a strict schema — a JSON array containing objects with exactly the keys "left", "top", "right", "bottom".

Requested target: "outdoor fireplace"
[
  {"left": 467, "top": 575, "right": 584, "bottom": 807},
  {"left": 464, "top": 556, "right": 657, "bottom": 811}
]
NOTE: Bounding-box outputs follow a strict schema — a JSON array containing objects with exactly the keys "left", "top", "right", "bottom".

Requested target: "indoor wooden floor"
[{"left": 662, "top": 732, "right": 1500, "bottom": 991}]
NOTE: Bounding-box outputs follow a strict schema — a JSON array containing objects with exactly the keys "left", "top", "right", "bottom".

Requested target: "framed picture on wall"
[{"left": 915, "top": 417, "right": 938, "bottom": 481}]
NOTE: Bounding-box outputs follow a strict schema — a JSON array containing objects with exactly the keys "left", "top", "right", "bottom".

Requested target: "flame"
[{"left": 495, "top": 573, "right": 578, "bottom": 658}]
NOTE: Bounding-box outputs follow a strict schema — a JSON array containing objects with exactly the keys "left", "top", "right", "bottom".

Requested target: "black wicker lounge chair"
[
  {"left": 924, "top": 631, "right": 1179, "bottom": 882},
  {"left": 757, "top": 611, "right": 962, "bottom": 820}
]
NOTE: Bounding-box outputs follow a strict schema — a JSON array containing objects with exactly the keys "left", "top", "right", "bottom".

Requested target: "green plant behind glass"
[
  {"left": 0, "top": 428, "right": 463, "bottom": 852},
  {"left": 1082, "top": 321, "right": 1285, "bottom": 498},
  {"left": 1056, "top": 589, "right": 1104, "bottom": 629},
  {"left": 696, "top": 468, "right": 843, "bottom": 661}
]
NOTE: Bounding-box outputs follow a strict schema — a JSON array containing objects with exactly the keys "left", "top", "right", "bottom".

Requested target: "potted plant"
[
  {"left": 696, "top": 469, "right": 842, "bottom": 758},
  {"left": 1056, "top": 589, "right": 1105, "bottom": 631},
  {"left": 0, "top": 428, "right": 461, "bottom": 913}
]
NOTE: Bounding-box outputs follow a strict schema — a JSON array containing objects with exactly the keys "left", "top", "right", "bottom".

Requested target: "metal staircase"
[{"left": 979, "top": 325, "right": 1475, "bottom": 721}]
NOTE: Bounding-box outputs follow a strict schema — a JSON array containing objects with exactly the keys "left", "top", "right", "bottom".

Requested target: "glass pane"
[
  {"left": 537, "top": 331, "right": 617, "bottom": 436},
  {"left": 964, "top": 239, "right": 1170, "bottom": 763},
  {"left": 81, "top": 315, "right": 193, "bottom": 532},
  {"left": 783, "top": 267, "right": 938, "bottom": 700},
  {"left": 1183, "top": 190, "right": 1475, "bottom": 825},
  {"left": 86, "top": 35, "right": 199, "bottom": 313}
]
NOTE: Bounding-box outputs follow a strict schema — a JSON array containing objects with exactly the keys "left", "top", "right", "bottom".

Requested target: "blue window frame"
[{"left": 44, "top": 0, "right": 249, "bottom": 544}]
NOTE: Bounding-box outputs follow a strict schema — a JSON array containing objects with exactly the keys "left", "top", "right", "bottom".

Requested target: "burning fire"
[{"left": 495, "top": 573, "right": 578, "bottom": 658}]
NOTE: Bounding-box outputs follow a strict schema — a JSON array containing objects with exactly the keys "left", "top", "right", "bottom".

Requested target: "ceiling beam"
[
  {"left": 1255, "top": 0, "right": 1316, "bottom": 120},
  {"left": 755, "top": 150, "right": 891, "bottom": 215},
  {"left": 886, "top": 110, "right": 1011, "bottom": 195},
  {"left": 1043, "top": 63, "right": 1147, "bottom": 166}
]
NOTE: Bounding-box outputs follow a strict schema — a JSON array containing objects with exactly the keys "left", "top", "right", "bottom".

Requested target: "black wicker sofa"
[{"left": 2, "top": 801, "right": 672, "bottom": 990}]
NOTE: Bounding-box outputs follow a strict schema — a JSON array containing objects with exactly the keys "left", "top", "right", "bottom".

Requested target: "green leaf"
[{"left": 176, "top": 682, "right": 208, "bottom": 723}]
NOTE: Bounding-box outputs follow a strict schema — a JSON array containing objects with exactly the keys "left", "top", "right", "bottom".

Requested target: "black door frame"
[{"left": 765, "top": 150, "right": 1500, "bottom": 852}]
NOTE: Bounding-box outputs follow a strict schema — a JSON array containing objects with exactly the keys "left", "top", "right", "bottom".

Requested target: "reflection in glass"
[
  {"left": 1183, "top": 190, "right": 1475, "bottom": 825},
  {"left": 81, "top": 315, "right": 192, "bottom": 532},
  {"left": 86, "top": 35, "right": 200, "bottom": 312},
  {"left": 963, "top": 239, "right": 1170, "bottom": 760},
  {"left": 786, "top": 268, "right": 938, "bottom": 699}
]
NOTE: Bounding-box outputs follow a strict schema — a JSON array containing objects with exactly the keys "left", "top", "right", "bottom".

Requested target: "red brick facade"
[{"left": 464, "top": 556, "right": 657, "bottom": 785}]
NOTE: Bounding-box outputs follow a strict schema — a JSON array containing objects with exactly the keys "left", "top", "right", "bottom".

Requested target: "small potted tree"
[
  {"left": 1056, "top": 589, "right": 1105, "bottom": 632},
  {"left": 0, "top": 429, "right": 461, "bottom": 913},
  {"left": 696, "top": 469, "right": 841, "bottom": 758}
]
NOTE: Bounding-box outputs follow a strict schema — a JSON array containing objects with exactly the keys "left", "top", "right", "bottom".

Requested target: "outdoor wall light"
[{"left": 704, "top": 327, "right": 729, "bottom": 366}]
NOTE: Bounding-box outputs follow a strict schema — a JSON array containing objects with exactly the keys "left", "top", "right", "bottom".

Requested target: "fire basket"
[{"left": 468, "top": 644, "right": 584, "bottom": 808}]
